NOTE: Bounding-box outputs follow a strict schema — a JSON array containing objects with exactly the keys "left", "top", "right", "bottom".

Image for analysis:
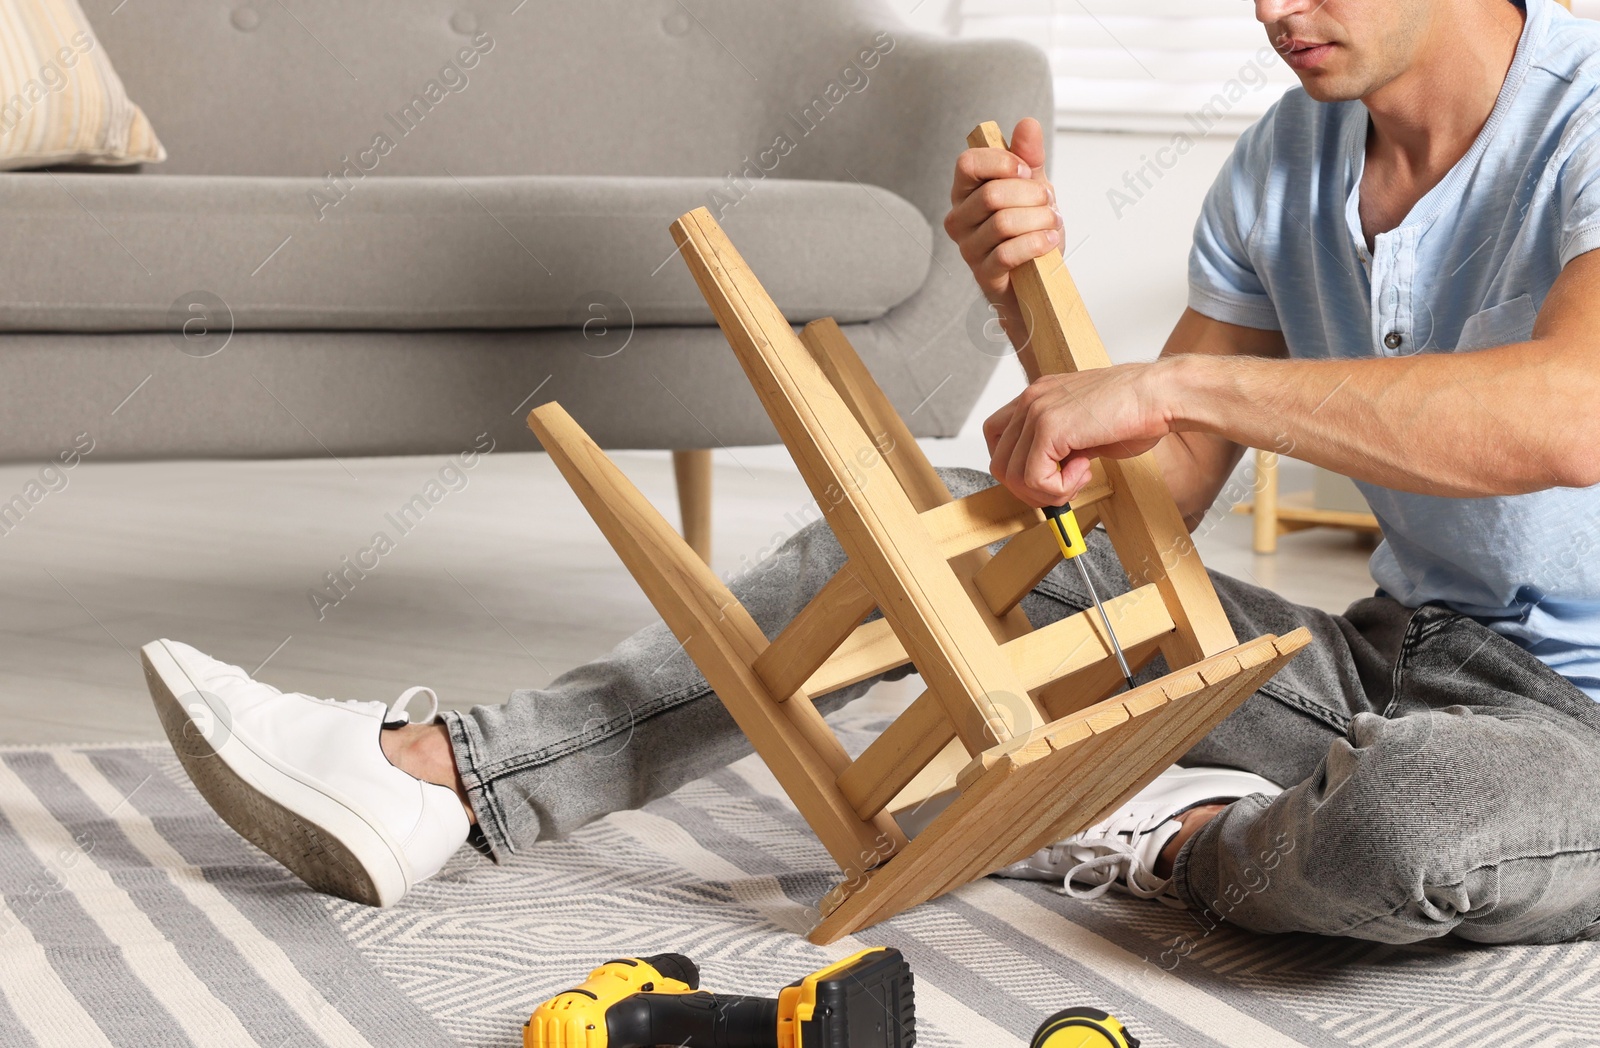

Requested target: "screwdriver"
[{"left": 1044, "top": 504, "right": 1136, "bottom": 692}]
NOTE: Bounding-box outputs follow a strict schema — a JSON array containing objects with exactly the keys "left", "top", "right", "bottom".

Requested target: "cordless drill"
[{"left": 525, "top": 946, "right": 915, "bottom": 1048}]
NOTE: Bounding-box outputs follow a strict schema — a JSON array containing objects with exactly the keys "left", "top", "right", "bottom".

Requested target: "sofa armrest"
[
  {"left": 788, "top": 23, "right": 1054, "bottom": 229},
  {"left": 778, "top": 18, "right": 1053, "bottom": 442}
]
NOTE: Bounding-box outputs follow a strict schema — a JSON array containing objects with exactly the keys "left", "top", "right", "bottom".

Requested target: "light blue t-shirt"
[{"left": 1189, "top": 0, "right": 1600, "bottom": 699}]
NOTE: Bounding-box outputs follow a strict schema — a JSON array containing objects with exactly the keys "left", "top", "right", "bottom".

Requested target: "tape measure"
[{"left": 1031, "top": 1007, "right": 1140, "bottom": 1048}]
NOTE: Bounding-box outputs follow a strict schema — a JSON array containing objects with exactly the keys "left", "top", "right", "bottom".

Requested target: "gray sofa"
[{"left": 0, "top": 0, "right": 1050, "bottom": 549}]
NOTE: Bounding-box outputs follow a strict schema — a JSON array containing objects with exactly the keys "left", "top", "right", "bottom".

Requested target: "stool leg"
[{"left": 530, "top": 403, "right": 901, "bottom": 874}]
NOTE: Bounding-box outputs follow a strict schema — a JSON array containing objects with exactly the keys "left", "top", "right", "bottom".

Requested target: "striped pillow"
[{"left": 0, "top": 0, "right": 165, "bottom": 170}]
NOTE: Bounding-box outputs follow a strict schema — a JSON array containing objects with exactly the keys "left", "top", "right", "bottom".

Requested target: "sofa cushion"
[{"left": 0, "top": 173, "right": 932, "bottom": 332}]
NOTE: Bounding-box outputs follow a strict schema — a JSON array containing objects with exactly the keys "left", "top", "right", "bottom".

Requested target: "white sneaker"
[
  {"left": 994, "top": 765, "right": 1282, "bottom": 904},
  {"left": 140, "top": 638, "right": 470, "bottom": 907}
]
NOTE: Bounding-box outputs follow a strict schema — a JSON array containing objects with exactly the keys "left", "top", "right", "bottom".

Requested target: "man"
[{"left": 147, "top": 0, "right": 1600, "bottom": 945}]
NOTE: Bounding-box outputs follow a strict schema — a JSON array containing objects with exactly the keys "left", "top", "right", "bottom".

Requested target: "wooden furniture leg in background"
[
  {"left": 672, "top": 448, "right": 713, "bottom": 564},
  {"left": 1234, "top": 448, "right": 1380, "bottom": 553},
  {"left": 1254, "top": 450, "right": 1279, "bottom": 554}
]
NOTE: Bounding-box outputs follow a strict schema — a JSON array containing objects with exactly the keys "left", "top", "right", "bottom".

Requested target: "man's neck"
[{"left": 1355, "top": 0, "right": 1526, "bottom": 246}]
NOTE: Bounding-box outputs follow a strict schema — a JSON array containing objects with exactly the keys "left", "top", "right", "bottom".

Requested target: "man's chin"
[{"left": 1294, "top": 72, "right": 1369, "bottom": 104}]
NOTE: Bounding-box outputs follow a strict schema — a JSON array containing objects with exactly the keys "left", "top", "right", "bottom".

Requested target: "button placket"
[
  {"left": 1368, "top": 242, "right": 1392, "bottom": 356},
  {"left": 1392, "top": 230, "right": 1418, "bottom": 355},
  {"left": 1368, "top": 231, "right": 1414, "bottom": 356}
]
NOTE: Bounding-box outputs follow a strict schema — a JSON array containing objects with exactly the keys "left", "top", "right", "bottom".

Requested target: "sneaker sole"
[{"left": 141, "top": 640, "right": 409, "bottom": 907}]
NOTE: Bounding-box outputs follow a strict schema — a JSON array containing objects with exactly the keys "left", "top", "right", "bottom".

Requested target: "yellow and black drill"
[{"left": 525, "top": 947, "right": 914, "bottom": 1048}]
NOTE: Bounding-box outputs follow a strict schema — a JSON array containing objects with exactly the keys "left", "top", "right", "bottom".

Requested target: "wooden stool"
[{"left": 528, "top": 123, "right": 1309, "bottom": 944}]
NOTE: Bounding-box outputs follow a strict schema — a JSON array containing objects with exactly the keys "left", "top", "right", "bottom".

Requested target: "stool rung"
[
  {"left": 1001, "top": 582, "right": 1175, "bottom": 691},
  {"left": 801, "top": 618, "right": 909, "bottom": 697},
  {"left": 835, "top": 688, "right": 957, "bottom": 821},
  {"left": 754, "top": 564, "right": 876, "bottom": 702}
]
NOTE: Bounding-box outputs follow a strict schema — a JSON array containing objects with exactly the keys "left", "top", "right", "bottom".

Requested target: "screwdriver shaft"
[{"left": 1073, "top": 555, "right": 1136, "bottom": 692}]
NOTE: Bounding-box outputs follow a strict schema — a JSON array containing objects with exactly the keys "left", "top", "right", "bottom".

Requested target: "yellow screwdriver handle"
[{"left": 1045, "top": 505, "right": 1087, "bottom": 560}]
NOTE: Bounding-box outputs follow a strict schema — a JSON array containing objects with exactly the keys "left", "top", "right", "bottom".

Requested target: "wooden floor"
[{"left": 0, "top": 451, "right": 1373, "bottom": 744}]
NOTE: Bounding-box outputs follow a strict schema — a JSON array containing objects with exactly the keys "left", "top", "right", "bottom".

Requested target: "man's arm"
[
  {"left": 1148, "top": 309, "right": 1288, "bottom": 528},
  {"left": 988, "top": 249, "right": 1600, "bottom": 509}
]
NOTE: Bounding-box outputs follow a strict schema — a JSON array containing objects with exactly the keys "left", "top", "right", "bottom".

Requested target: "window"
[
  {"left": 948, "top": 1, "right": 1295, "bottom": 135},
  {"left": 955, "top": 1, "right": 1598, "bottom": 134},
  {"left": 953, "top": 0, "right": 1600, "bottom": 132}
]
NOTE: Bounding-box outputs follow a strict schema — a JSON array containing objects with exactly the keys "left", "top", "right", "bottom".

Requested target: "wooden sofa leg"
[{"left": 672, "top": 448, "right": 713, "bottom": 564}]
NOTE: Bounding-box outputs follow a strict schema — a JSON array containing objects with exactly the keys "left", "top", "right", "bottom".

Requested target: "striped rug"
[{"left": 3, "top": 706, "right": 1598, "bottom": 1047}]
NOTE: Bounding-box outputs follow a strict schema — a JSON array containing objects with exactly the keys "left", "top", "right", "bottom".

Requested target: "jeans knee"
[
  {"left": 1329, "top": 709, "right": 1502, "bottom": 803},
  {"left": 1219, "top": 709, "right": 1600, "bottom": 941},
  {"left": 1307, "top": 710, "right": 1509, "bottom": 888}
]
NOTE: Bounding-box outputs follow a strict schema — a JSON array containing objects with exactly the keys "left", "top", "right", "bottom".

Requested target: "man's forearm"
[
  {"left": 1153, "top": 431, "right": 1245, "bottom": 529},
  {"left": 1166, "top": 343, "right": 1598, "bottom": 497}
]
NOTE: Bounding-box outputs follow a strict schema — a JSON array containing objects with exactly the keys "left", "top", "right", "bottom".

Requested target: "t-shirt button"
[{"left": 1383, "top": 331, "right": 1404, "bottom": 350}]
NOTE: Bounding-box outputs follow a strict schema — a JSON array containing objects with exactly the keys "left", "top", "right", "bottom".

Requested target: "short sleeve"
[
  {"left": 1559, "top": 105, "right": 1600, "bottom": 268},
  {"left": 1188, "top": 115, "right": 1282, "bottom": 331}
]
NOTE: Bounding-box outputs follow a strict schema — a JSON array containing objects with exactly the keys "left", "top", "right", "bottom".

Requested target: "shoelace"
[
  {"left": 1051, "top": 809, "right": 1178, "bottom": 903},
  {"left": 1061, "top": 842, "right": 1169, "bottom": 901}
]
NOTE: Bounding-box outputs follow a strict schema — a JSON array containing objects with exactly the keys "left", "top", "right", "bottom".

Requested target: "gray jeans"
[{"left": 443, "top": 469, "right": 1600, "bottom": 945}]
